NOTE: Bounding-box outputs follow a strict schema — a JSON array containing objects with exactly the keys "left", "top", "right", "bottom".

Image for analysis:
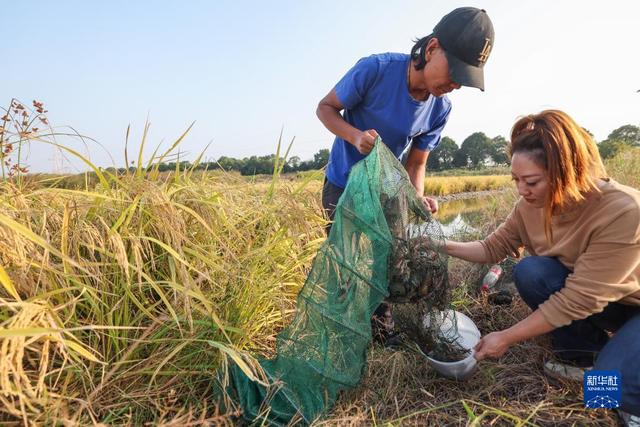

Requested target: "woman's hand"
[
  {"left": 474, "top": 331, "right": 511, "bottom": 361},
  {"left": 473, "top": 311, "right": 555, "bottom": 362},
  {"left": 352, "top": 129, "right": 379, "bottom": 155}
]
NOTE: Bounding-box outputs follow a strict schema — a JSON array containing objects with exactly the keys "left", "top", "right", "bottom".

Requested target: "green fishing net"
[{"left": 225, "top": 140, "right": 452, "bottom": 425}]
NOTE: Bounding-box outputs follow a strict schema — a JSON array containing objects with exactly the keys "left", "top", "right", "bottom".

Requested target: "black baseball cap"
[{"left": 433, "top": 7, "right": 495, "bottom": 91}]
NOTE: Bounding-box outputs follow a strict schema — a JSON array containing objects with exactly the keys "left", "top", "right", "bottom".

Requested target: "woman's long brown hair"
[{"left": 509, "top": 110, "right": 607, "bottom": 241}]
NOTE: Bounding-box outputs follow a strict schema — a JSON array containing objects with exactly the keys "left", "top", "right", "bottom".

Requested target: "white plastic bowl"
[{"left": 422, "top": 310, "right": 481, "bottom": 381}]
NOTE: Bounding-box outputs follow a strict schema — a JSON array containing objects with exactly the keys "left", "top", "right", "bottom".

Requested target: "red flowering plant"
[{"left": 0, "top": 98, "right": 50, "bottom": 179}]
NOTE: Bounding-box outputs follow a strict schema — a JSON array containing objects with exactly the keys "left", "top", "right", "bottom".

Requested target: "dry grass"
[
  {"left": 0, "top": 168, "right": 326, "bottom": 425},
  {"left": 317, "top": 273, "right": 618, "bottom": 426},
  {"left": 322, "top": 318, "right": 617, "bottom": 426},
  {"left": 316, "top": 190, "right": 622, "bottom": 426},
  {"left": 314, "top": 151, "right": 638, "bottom": 427},
  {"left": 261, "top": 170, "right": 512, "bottom": 197},
  {"left": 605, "top": 147, "right": 640, "bottom": 189},
  {"left": 1, "top": 112, "right": 637, "bottom": 426}
]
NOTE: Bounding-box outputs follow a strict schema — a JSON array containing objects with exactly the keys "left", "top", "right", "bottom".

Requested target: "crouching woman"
[{"left": 442, "top": 110, "right": 640, "bottom": 418}]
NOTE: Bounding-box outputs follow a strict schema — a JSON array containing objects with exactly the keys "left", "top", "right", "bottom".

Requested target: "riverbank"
[{"left": 436, "top": 188, "right": 512, "bottom": 202}]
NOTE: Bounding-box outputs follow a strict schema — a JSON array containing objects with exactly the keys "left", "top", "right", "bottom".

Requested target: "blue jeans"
[
  {"left": 321, "top": 177, "right": 344, "bottom": 234},
  {"left": 513, "top": 256, "right": 640, "bottom": 416}
]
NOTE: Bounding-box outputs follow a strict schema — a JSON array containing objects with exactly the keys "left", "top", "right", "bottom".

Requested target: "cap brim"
[{"left": 444, "top": 51, "right": 485, "bottom": 91}]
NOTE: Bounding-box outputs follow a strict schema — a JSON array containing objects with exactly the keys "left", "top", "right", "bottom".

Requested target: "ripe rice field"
[
  {"left": 1, "top": 143, "right": 638, "bottom": 425},
  {"left": 423, "top": 175, "right": 512, "bottom": 196}
]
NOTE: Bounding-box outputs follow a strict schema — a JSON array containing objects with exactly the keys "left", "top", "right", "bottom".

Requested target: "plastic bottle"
[{"left": 481, "top": 264, "right": 503, "bottom": 292}]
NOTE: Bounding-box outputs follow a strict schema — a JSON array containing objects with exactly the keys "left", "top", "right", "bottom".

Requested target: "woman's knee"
[
  {"left": 513, "top": 257, "right": 545, "bottom": 306},
  {"left": 513, "top": 257, "right": 539, "bottom": 288},
  {"left": 513, "top": 256, "right": 569, "bottom": 308},
  {"left": 595, "top": 319, "right": 640, "bottom": 415},
  {"left": 595, "top": 354, "right": 640, "bottom": 415}
]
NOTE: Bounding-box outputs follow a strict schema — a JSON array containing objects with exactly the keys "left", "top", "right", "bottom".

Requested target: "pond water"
[{"left": 434, "top": 197, "right": 490, "bottom": 238}]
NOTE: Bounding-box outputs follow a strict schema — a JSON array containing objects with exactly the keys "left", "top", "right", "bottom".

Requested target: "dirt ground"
[
  {"left": 320, "top": 298, "right": 620, "bottom": 426},
  {"left": 317, "top": 258, "right": 621, "bottom": 426}
]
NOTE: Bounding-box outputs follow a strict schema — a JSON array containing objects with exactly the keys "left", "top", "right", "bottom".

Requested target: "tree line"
[
  {"left": 427, "top": 123, "right": 640, "bottom": 170},
  {"left": 149, "top": 124, "right": 639, "bottom": 175},
  {"left": 150, "top": 149, "right": 330, "bottom": 175}
]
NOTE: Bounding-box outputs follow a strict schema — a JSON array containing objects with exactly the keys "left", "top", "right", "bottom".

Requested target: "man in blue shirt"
[
  {"left": 316, "top": 7, "right": 495, "bottom": 344},
  {"left": 317, "top": 7, "right": 495, "bottom": 226}
]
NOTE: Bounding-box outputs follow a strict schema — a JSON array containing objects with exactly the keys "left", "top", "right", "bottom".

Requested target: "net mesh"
[{"left": 226, "top": 140, "right": 453, "bottom": 425}]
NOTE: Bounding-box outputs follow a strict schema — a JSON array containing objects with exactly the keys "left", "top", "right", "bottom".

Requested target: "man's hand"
[
  {"left": 421, "top": 195, "right": 439, "bottom": 214},
  {"left": 352, "top": 129, "right": 379, "bottom": 155},
  {"left": 474, "top": 331, "right": 511, "bottom": 361}
]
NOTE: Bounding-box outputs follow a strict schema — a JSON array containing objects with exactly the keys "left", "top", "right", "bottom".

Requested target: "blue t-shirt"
[{"left": 326, "top": 53, "right": 452, "bottom": 189}]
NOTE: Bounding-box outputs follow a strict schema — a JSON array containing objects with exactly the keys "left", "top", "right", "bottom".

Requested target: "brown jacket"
[{"left": 480, "top": 179, "right": 640, "bottom": 327}]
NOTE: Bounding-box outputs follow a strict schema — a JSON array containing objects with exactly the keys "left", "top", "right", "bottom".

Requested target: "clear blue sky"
[{"left": 3, "top": 0, "right": 639, "bottom": 172}]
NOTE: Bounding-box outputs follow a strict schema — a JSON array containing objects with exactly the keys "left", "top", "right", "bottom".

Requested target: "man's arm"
[
  {"left": 316, "top": 88, "right": 377, "bottom": 155},
  {"left": 404, "top": 146, "right": 428, "bottom": 195},
  {"left": 404, "top": 146, "right": 439, "bottom": 213}
]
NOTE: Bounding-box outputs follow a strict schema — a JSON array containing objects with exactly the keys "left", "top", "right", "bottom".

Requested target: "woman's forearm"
[
  {"left": 474, "top": 309, "right": 555, "bottom": 360},
  {"left": 503, "top": 309, "right": 555, "bottom": 345},
  {"left": 444, "top": 240, "right": 489, "bottom": 263}
]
